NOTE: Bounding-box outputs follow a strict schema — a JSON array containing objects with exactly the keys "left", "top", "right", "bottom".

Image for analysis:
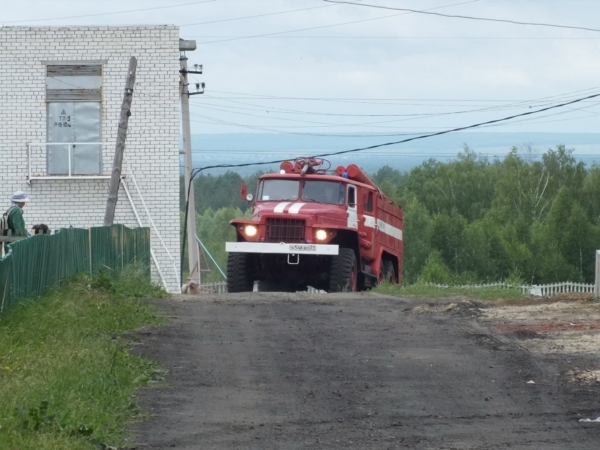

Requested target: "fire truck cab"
[{"left": 225, "top": 157, "right": 404, "bottom": 293}]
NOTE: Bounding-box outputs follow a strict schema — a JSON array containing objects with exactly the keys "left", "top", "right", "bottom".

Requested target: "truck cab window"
[
  {"left": 302, "top": 181, "right": 345, "bottom": 205},
  {"left": 365, "top": 192, "right": 373, "bottom": 212},
  {"left": 348, "top": 185, "right": 356, "bottom": 207},
  {"left": 258, "top": 179, "right": 299, "bottom": 201}
]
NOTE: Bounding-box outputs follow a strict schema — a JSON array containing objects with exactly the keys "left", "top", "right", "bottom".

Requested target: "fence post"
[
  {"left": 595, "top": 250, "right": 600, "bottom": 300},
  {"left": 89, "top": 228, "right": 93, "bottom": 276}
]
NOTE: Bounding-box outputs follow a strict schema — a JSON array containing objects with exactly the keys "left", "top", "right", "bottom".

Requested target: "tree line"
[{"left": 185, "top": 145, "right": 600, "bottom": 285}]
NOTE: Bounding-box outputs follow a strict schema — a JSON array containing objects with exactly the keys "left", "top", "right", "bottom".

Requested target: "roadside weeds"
[{"left": 0, "top": 266, "right": 168, "bottom": 450}]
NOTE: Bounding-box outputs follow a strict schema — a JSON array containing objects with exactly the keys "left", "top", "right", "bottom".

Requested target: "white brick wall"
[{"left": 0, "top": 26, "right": 181, "bottom": 292}]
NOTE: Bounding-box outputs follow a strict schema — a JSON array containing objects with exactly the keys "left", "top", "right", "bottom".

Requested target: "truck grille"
[{"left": 266, "top": 218, "right": 305, "bottom": 243}]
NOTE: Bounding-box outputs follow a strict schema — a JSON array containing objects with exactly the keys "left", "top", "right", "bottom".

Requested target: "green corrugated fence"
[{"left": 0, "top": 225, "right": 150, "bottom": 314}]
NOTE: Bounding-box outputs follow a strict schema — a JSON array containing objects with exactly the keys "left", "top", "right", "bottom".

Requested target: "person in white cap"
[{"left": 4, "top": 191, "right": 30, "bottom": 236}]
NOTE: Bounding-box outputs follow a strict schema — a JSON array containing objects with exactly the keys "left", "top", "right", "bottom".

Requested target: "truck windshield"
[
  {"left": 258, "top": 179, "right": 299, "bottom": 201},
  {"left": 302, "top": 181, "right": 345, "bottom": 205}
]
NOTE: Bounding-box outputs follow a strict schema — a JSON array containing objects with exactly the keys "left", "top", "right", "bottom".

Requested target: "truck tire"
[
  {"left": 329, "top": 248, "right": 358, "bottom": 292},
  {"left": 227, "top": 252, "right": 254, "bottom": 293},
  {"left": 381, "top": 259, "right": 396, "bottom": 283}
]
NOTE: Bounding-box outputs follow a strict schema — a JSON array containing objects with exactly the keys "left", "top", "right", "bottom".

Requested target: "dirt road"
[{"left": 132, "top": 292, "right": 600, "bottom": 449}]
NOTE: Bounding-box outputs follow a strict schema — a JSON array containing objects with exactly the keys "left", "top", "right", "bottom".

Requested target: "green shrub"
[{"left": 417, "top": 251, "right": 453, "bottom": 284}]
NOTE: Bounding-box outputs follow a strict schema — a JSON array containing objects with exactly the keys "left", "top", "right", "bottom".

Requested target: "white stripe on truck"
[
  {"left": 274, "top": 202, "right": 291, "bottom": 213},
  {"left": 288, "top": 203, "right": 306, "bottom": 214},
  {"left": 363, "top": 215, "right": 403, "bottom": 240}
]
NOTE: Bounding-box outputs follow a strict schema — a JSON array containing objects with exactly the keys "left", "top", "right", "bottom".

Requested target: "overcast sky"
[{"left": 3, "top": 0, "right": 600, "bottom": 138}]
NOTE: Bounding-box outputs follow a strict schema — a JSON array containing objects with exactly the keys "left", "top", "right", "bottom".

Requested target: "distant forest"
[{"left": 183, "top": 145, "right": 600, "bottom": 285}]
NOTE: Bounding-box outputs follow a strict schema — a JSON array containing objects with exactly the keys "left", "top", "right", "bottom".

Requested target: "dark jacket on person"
[{"left": 4, "top": 206, "right": 26, "bottom": 236}]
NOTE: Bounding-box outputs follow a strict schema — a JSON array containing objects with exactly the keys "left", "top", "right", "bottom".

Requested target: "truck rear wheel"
[
  {"left": 329, "top": 248, "right": 357, "bottom": 292},
  {"left": 227, "top": 252, "right": 254, "bottom": 293},
  {"left": 381, "top": 259, "right": 396, "bottom": 284}
]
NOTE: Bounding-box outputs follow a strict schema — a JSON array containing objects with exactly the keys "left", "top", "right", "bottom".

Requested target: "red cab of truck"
[{"left": 225, "top": 157, "right": 403, "bottom": 293}]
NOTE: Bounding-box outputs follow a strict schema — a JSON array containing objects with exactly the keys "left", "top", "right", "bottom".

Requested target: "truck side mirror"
[{"left": 240, "top": 183, "right": 254, "bottom": 202}]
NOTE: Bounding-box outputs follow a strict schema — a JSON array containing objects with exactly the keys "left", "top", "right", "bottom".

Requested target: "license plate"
[{"left": 289, "top": 244, "right": 316, "bottom": 252}]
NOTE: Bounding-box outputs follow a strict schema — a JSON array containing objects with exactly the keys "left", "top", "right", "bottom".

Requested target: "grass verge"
[
  {"left": 374, "top": 281, "right": 527, "bottom": 301},
  {"left": 0, "top": 266, "right": 168, "bottom": 450}
]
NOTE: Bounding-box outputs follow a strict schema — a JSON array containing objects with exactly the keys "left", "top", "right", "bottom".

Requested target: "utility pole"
[
  {"left": 179, "top": 46, "right": 201, "bottom": 286},
  {"left": 104, "top": 56, "right": 137, "bottom": 226}
]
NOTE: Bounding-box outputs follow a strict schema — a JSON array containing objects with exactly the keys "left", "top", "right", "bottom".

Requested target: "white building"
[{"left": 0, "top": 26, "right": 182, "bottom": 292}]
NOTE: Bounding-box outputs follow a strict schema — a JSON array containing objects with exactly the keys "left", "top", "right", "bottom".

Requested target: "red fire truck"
[{"left": 225, "top": 157, "right": 404, "bottom": 293}]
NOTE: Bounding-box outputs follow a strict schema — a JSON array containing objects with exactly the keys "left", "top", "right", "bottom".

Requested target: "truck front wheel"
[
  {"left": 227, "top": 252, "right": 254, "bottom": 293},
  {"left": 329, "top": 248, "right": 357, "bottom": 292}
]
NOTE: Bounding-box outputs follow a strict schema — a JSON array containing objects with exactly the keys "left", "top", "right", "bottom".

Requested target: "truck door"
[
  {"left": 361, "top": 190, "right": 376, "bottom": 259},
  {"left": 347, "top": 185, "right": 358, "bottom": 229}
]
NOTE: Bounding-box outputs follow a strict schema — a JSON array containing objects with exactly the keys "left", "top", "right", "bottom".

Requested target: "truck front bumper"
[{"left": 226, "top": 242, "right": 339, "bottom": 255}]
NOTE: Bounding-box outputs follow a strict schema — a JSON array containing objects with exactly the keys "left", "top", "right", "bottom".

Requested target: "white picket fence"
[
  {"left": 198, "top": 280, "right": 595, "bottom": 297},
  {"left": 198, "top": 281, "right": 228, "bottom": 294},
  {"left": 526, "top": 282, "right": 594, "bottom": 297},
  {"left": 427, "top": 282, "right": 595, "bottom": 297}
]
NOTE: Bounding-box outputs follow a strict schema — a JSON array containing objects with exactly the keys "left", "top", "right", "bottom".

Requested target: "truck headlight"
[
  {"left": 315, "top": 229, "right": 328, "bottom": 241},
  {"left": 244, "top": 225, "right": 258, "bottom": 237}
]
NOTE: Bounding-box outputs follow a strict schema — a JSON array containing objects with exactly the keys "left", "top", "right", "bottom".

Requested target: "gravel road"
[{"left": 131, "top": 292, "right": 600, "bottom": 449}]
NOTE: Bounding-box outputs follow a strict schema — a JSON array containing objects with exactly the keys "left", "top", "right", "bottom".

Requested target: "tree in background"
[
  {"left": 193, "top": 171, "right": 246, "bottom": 214},
  {"left": 181, "top": 170, "right": 268, "bottom": 214},
  {"left": 400, "top": 147, "right": 497, "bottom": 222},
  {"left": 398, "top": 145, "right": 599, "bottom": 284},
  {"left": 583, "top": 163, "right": 600, "bottom": 224},
  {"left": 195, "top": 206, "right": 250, "bottom": 282},
  {"left": 401, "top": 197, "right": 433, "bottom": 283}
]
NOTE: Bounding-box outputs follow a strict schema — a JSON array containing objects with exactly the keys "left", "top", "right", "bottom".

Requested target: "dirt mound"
[
  {"left": 566, "top": 367, "right": 600, "bottom": 385},
  {"left": 411, "top": 300, "right": 484, "bottom": 317}
]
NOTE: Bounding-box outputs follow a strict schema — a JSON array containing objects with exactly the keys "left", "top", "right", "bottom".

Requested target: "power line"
[
  {"left": 196, "top": 0, "right": 478, "bottom": 45},
  {"left": 184, "top": 35, "right": 600, "bottom": 40},
  {"left": 186, "top": 151, "right": 600, "bottom": 159},
  {"left": 200, "top": 93, "right": 600, "bottom": 121},
  {"left": 200, "top": 94, "right": 551, "bottom": 117},
  {"left": 154, "top": 79, "right": 599, "bottom": 133},
  {"left": 203, "top": 86, "right": 600, "bottom": 104},
  {"left": 191, "top": 93, "right": 600, "bottom": 131},
  {"left": 323, "top": 0, "right": 600, "bottom": 33},
  {"left": 186, "top": 104, "right": 600, "bottom": 135},
  {"left": 180, "top": 4, "right": 335, "bottom": 27},
  {"left": 189, "top": 91, "right": 600, "bottom": 175},
  {"left": 185, "top": 111, "right": 416, "bottom": 137},
  {"left": 480, "top": 112, "right": 600, "bottom": 130},
  {"left": 196, "top": 103, "right": 511, "bottom": 129}
]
